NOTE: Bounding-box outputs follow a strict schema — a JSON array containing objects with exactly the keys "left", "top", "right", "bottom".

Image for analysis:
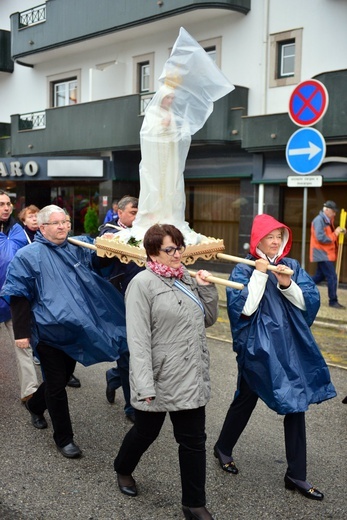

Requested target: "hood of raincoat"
[{"left": 249, "top": 214, "right": 292, "bottom": 262}]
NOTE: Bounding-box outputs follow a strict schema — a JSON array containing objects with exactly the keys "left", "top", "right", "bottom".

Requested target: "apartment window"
[
  {"left": 270, "top": 29, "right": 302, "bottom": 87},
  {"left": 140, "top": 63, "right": 150, "bottom": 93},
  {"left": 279, "top": 41, "right": 295, "bottom": 77},
  {"left": 53, "top": 79, "right": 77, "bottom": 107},
  {"left": 200, "top": 37, "right": 222, "bottom": 68},
  {"left": 204, "top": 46, "right": 217, "bottom": 64},
  {"left": 47, "top": 70, "right": 81, "bottom": 108},
  {"left": 133, "top": 53, "right": 154, "bottom": 93},
  {"left": 133, "top": 53, "right": 154, "bottom": 114}
]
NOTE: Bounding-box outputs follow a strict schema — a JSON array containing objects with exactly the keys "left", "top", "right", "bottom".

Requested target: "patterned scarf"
[{"left": 147, "top": 260, "right": 184, "bottom": 279}]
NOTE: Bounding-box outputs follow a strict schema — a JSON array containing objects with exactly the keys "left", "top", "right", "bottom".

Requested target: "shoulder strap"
[{"left": 174, "top": 279, "right": 204, "bottom": 315}]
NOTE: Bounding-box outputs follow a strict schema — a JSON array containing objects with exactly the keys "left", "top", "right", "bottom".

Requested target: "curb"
[{"left": 313, "top": 319, "right": 347, "bottom": 331}]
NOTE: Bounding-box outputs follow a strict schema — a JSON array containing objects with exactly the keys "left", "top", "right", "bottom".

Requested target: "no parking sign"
[{"left": 288, "top": 79, "right": 329, "bottom": 127}]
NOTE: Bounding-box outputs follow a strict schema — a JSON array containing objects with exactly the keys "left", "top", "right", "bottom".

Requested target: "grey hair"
[
  {"left": 118, "top": 196, "right": 138, "bottom": 211},
  {"left": 37, "top": 205, "right": 65, "bottom": 226}
]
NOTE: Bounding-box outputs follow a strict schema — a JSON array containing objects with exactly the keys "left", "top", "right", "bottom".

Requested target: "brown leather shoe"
[{"left": 21, "top": 394, "right": 33, "bottom": 404}]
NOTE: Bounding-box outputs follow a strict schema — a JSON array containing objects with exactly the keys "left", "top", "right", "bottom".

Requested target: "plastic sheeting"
[{"left": 129, "top": 27, "right": 234, "bottom": 243}]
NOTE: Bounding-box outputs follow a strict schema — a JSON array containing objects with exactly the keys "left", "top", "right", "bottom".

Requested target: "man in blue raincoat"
[
  {"left": 213, "top": 214, "right": 336, "bottom": 501},
  {"left": 1, "top": 204, "right": 127, "bottom": 459}
]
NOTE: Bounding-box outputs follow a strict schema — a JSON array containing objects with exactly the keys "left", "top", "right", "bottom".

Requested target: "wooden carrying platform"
[{"left": 95, "top": 236, "right": 226, "bottom": 267}]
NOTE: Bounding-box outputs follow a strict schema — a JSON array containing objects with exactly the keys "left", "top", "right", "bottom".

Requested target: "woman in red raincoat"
[{"left": 213, "top": 214, "right": 336, "bottom": 501}]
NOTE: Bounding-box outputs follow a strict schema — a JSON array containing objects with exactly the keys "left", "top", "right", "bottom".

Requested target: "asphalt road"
[{"left": 0, "top": 325, "right": 346, "bottom": 520}]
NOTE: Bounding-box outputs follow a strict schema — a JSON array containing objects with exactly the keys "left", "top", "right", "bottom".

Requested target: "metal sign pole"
[{"left": 301, "top": 187, "right": 308, "bottom": 269}]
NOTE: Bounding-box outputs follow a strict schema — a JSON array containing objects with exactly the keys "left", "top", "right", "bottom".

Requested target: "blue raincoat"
[
  {"left": 227, "top": 214, "right": 336, "bottom": 415},
  {"left": 0, "top": 224, "right": 28, "bottom": 323},
  {"left": 1, "top": 232, "right": 127, "bottom": 366}
]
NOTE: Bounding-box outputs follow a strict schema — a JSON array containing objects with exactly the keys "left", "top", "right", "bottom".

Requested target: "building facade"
[{"left": 0, "top": 0, "right": 346, "bottom": 279}]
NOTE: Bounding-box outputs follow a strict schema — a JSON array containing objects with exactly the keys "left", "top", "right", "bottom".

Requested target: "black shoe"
[
  {"left": 117, "top": 473, "right": 137, "bottom": 497},
  {"left": 182, "top": 506, "right": 214, "bottom": 520},
  {"left": 67, "top": 375, "right": 81, "bottom": 388},
  {"left": 342, "top": 396, "right": 347, "bottom": 404},
  {"left": 329, "top": 302, "right": 345, "bottom": 309},
  {"left": 126, "top": 412, "right": 135, "bottom": 423},
  {"left": 57, "top": 442, "right": 82, "bottom": 459},
  {"left": 284, "top": 475, "right": 324, "bottom": 501},
  {"left": 25, "top": 400, "right": 48, "bottom": 429},
  {"left": 106, "top": 376, "right": 116, "bottom": 404},
  {"left": 213, "top": 445, "right": 238, "bottom": 474}
]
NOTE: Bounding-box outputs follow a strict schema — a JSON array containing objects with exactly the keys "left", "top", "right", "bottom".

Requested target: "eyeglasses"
[
  {"left": 159, "top": 246, "right": 186, "bottom": 256},
  {"left": 42, "top": 220, "right": 69, "bottom": 226}
]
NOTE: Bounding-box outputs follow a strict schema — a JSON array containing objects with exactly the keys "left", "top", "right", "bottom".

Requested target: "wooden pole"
[
  {"left": 336, "top": 208, "right": 346, "bottom": 283},
  {"left": 68, "top": 237, "right": 97, "bottom": 250},
  {"left": 188, "top": 271, "right": 244, "bottom": 290},
  {"left": 216, "top": 253, "right": 294, "bottom": 275}
]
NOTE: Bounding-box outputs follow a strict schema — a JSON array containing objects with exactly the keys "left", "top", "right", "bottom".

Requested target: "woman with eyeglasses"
[{"left": 114, "top": 223, "right": 218, "bottom": 520}]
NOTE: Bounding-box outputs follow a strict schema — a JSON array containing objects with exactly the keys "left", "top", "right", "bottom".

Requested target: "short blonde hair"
[{"left": 18, "top": 205, "right": 40, "bottom": 223}]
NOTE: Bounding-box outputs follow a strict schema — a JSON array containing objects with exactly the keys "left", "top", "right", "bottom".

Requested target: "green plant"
[
  {"left": 83, "top": 206, "right": 99, "bottom": 235},
  {"left": 127, "top": 236, "right": 142, "bottom": 247}
]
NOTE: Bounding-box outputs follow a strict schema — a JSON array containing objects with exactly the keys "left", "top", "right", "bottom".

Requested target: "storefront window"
[
  {"left": 50, "top": 185, "right": 99, "bottom": 235},
  {"left": 185, "top": 181, "right": 240, "bottom": 255}
]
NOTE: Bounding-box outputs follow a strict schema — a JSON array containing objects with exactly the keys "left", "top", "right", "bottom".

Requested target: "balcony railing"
[
  {"left": 19, "top": 111, "right": 46, "bottom": 131},
  {"left": 19, "top": 4, "right": 46, "bottom": 28},
  {"left": 11, "top": 91, "right": 241, "bottom": 156},
  {"left": 140, "top": 93, "right": 154, "bottom": 115}
]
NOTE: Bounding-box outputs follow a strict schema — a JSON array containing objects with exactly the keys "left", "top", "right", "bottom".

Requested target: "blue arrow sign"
[{"left": 285, "top": 128, "right": 326, "bottom": 175}]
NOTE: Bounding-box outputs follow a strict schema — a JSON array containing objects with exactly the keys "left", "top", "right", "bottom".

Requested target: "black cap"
[{"left": 323, "top": 200, "right": 339, "bottom": 211}]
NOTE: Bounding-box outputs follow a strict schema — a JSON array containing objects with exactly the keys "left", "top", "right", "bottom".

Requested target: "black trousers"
[
  {"left": 216, "top": 376, "right": 307, "bottom": 480},
  {"left": 27, "top": 342, "right": 76, "bottom": 448},
  {"left": 114, "top": 406, "right": 207, "bottom": 507}
]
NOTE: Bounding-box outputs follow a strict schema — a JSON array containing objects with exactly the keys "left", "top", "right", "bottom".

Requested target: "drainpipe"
[
  {"left": 89, "top": 68, "right": 93, "bottom": 102},
  {"left": 258, "top": 0, "right": 270, "bottom": 214},
  {"left": 258, "top": 183, "right": 265, "bottom": 215}
]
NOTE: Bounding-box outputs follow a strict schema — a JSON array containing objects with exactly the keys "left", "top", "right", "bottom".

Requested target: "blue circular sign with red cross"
[{"left": 288, "top": 79, "right": 329, "bottom": 127}]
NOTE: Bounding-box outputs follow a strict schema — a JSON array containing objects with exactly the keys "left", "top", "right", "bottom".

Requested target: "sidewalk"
[{"left": 313, "top": 284, "right": 347, "bottom": 327}]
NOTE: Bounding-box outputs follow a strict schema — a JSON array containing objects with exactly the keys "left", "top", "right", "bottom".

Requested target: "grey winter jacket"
[{"left": 125, "top": 267, "right": 218, "bottom": 412}]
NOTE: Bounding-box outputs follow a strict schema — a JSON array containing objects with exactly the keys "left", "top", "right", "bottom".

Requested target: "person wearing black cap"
[{"left": 310, "top": 201, "right": 346, "bottom": 309}]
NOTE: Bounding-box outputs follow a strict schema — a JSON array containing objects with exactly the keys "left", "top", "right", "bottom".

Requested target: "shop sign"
[{"left": 0, "top": 160, "right": 39, "bottom": 178}]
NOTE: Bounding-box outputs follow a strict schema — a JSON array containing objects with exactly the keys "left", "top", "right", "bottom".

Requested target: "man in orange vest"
[{"left": 310, "top": 200, "right": 346, "bottom": 309}]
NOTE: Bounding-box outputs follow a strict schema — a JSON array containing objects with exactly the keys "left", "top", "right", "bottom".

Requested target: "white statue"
[{"left": 119, "top": 27, "right": 234, "bottom": 245}]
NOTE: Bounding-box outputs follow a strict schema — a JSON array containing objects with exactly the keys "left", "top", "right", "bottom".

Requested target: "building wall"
[{"left": 2, "top": 1, "right": 347, "bottom": 121}]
